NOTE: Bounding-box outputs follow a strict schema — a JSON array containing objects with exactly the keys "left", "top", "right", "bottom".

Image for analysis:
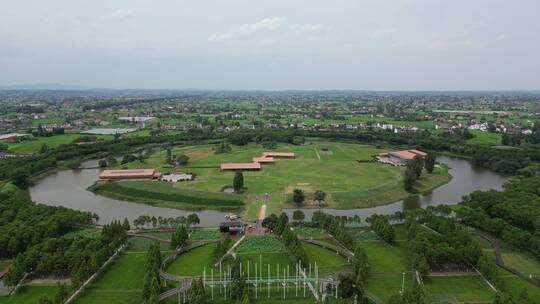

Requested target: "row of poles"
[{"left": 196, "top": 256, "right": 338, "bottom": 301}]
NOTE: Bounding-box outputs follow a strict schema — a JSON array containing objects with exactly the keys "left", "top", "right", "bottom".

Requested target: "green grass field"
[
  {"left": 76, "top": 253, "right": 146, "bottom": 304},
  {"left": 467, "top": 130, "right": 502, "bottom": 145},
  {"left": 302, "top": 243, "right": 349, "bottom": 275},
  {"left": 237, "top": 236, "right": 285, "bottom": 253},
  {"left": 501, "top": 249, "right": 540, "bottom": 277},
  {"left": 103, "top": 142, "right": 451, "bottom": 219},
  {"left": 424, "top": 275, "right": 494, "bottom": 302},
  {"left": 8, "top": 134, "right": 113, "bottom": 153},
  {"left": 0, "top": 285, "right": 64, "bottom": 304}
]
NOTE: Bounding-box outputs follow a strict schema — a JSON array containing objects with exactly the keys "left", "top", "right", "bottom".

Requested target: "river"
[{"left": 28, "top": 156, "right": 510, "bottom": 226}]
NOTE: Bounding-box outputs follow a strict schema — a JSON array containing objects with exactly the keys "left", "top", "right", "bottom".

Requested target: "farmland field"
[
  {"left": 96, "top": 141, "right": 451, "bottom": 219},
  {"left": 7, "top": 133, "right": 114, "bottom": 153}
]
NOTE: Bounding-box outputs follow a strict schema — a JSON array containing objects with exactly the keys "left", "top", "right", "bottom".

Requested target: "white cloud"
[
  {"left": 209, "top": 17, "right": 285, "bottom": 41},
  {"left": 107, "top": 8, "right": 135, "bottom": 20},
  {"left": 209, "top": 17, "right": 330, "bottom": 42}
]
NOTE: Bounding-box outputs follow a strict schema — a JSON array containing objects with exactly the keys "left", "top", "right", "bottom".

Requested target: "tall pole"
[
  {"left": 211, "top": 269, "right": 214, "bottom": 300},
  {"left": 268, "top": 263, "right": 270, "bottom": 299}
]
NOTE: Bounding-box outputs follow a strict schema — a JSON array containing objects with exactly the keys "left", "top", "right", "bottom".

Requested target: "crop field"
[
  {"left": 76, "top": 252, "right": 146, "bottom": 304},
  {"left": 237, "top": 236, "right": 285, "bottom": 253},
  {"left": 0, "top": 285, "right": 64, "bottom": 304},
  {"left": 109, "top": 142, "right": 450, "bottom": 219},
  {"left": 7, "top": 133, "right": 113, "bottom": 153}
]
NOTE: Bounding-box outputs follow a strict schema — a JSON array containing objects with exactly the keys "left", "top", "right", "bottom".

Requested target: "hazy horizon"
[{"left": 1, "top": 0, "right": 539, "bottom": 91}]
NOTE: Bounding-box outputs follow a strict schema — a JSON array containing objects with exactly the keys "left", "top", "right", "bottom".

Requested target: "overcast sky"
[{"left": 1, "top": 0, "right": 539, "bottom": 90}]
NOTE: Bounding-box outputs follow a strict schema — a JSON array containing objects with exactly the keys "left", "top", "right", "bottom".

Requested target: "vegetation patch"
[
  {"left": 190, "top": 229, "right": 222, "bottom": 240},
  {"left": 91, "top": 181, "right": 244, "bottom": 211},
  {"left": 293, "top": 227, "right": 327, "bottom": 239},
  {"left": 236, "top": 236, "right": 285, "bottom": 253}
]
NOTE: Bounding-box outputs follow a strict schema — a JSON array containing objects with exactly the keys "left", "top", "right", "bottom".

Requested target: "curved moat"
[{"left": 28, "top": 156, "right": 510, "bottom": 226}]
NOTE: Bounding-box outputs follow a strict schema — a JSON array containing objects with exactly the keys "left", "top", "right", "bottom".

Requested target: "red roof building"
[
  {"left": 253, "top": 157, "right": 275, "bottom": 164},
  {"left": 262, "top": 152, "right": 295, "bottom": 158},
  {"left": 220, "top": 163, "right": 261, "bottom": 171},
  {"left": 99, "top": 169, "right": 161, "bottom": 180}
]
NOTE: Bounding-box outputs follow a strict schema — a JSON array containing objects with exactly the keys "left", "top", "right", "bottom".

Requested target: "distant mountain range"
[{"left": 1, "top": 83, "right": 539, "bottom": 96}]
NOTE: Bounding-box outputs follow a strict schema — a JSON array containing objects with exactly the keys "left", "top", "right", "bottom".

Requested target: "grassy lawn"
[
  {"left": 357, "top": 239, "right": 411, "bottom": 302},
  {"left": 125, "top": 237, "right": 170, "bottom": 252},
  {"left": 424, "top": 275, "right": 494, "bottom": 303},
  {"left": 365, "top": 274, "right": 414, "bottom": 302},
  {"left": 0, "top": 285, "right": 63, "bottom": 304},
  {"left": 302, "top": 242, "right": 349, "bottom": 275},
  {"left": 294, "top": 228, "right": 327, "bottom": 239},
  {"left": 236, "top": 236, "right": 285, "bottom": 253},
  {"left": 166, "top": 243, "right": 218, "bottom": 276},
  {"left": 359, "top": 241, "right": 409, "bottom": 273},
  {"left": 501, "top": 249, "right": 540, "bottom": 277},
  {"left": 467, "top": 130, "right": 502, "bottom": 145},
  {"left": 497, "top": 269, "right": 540, "bottom": 299},
  {"left": 76, "top": 253, "right": 146, "bottom": 304},
  {"left": 190, "top": 229, "right": 223, "bottom": 240},
  {"left": 7, "top": 133, "right": 113, "bottom": 153},
  {"left": 103, "top": 142, "right": 451, "bottom": 219}
]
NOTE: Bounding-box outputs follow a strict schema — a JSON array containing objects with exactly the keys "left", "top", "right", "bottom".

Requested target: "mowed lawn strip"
[{"left": 76, "top": 252, "right": 146, "bottom": 304}]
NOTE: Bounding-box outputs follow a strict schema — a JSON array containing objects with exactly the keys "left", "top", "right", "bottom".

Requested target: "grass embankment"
[
  {"left": 90, "top": 181, "right": 244, "bottom": 211},
  {"left": 76, "top": 253, "right": 146, "bottom": 304},
  {"left": 115, "top": 142, "right": 452, "bottom": 219}
]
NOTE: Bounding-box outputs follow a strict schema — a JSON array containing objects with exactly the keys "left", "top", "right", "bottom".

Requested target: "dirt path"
[{"left": 258, "top": 203, "right": 267, "bottom": 221}]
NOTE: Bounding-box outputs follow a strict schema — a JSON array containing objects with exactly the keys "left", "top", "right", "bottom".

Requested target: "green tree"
[
  {"left": 293, "top": 188, "right": 305, "bottom": 204},
  {"left": 187, "top": 213, "right": 200, "bottom": 227},
  {"left": 314, "top": 190, "right": 326, "bottom": 201},
  {"left": 233, "top": 171, "right": 244, "bottom": 192},
  {"left": 39, "top": 296, "right": 53, "bottom": 304},
  {"left": 40, "top": 143, "right": 50, "bottom": 154},
  {"left": 166, "top": 148, "right": 172, "bottom": 164},
  {"left": 11, "top": 168, "right": 30, "bottom": 189},
  {"left": 54, "top": 283, "right": 69, "bottom": 304},
  {"left": 404, "top": 165, "right": 417, "bottom": 192},
  {"left": 292, "top": 210, "right": 305, "bottom": 224},
  {"left": 177, "top": 154, "right": 189, "bottom": 165},
  {"left": 98, "top": 159, "right": 108, "bottom": 168},
  {"left": 424, "top": 154, "right": 436, "bottom": 173},
  {"left": 122, "top": 217, "right": 131, "bottom": 231}
]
